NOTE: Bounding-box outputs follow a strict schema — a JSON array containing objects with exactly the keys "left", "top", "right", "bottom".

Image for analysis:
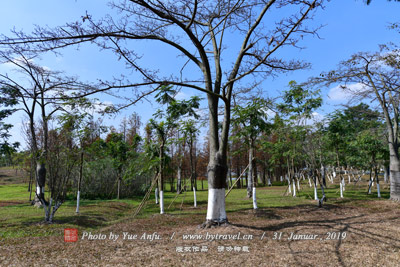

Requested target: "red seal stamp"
[{"left": 64, "top": 228, "right": 78, "bottom": 242}]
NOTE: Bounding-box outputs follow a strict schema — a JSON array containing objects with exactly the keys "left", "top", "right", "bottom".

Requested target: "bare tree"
[
  {"left": 314, "top": 48, "right": 400, "bottom": 201},
  {"left": 0, "top": 48, "right": 91, "bottom": 221},
  {"left": 1, "top": 0, "right": 324, "bottom": 225}
]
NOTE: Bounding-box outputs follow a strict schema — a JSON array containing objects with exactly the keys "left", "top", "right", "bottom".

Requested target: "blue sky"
[{"left": 1, "top": 0, "right": 400, "bottom": 148}]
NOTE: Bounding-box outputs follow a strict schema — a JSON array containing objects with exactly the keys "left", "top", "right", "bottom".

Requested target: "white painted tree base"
[
  {"left": 159, "top": 190, "right": 164, "bottom": 214},
  {"left": 193, "top": 187, "right": 197, "bottom": 207},
  {"left": 292, "top": 181, "right": 296, "bottom": 197},
  {"left": 206, "top": 189, "right": 227, "bottom": 222},
  {"left": 155, "top": 188, "right": 159, "bottom": 204},
  {"left": 340, "top": 183, "right": 343, "bottom": 198},
  {"left": 314, "top": 186, "right": 318, "bottom": 200},
  {"left": 377, "top": 184, "right": 381, "bottom": 198},
  {"left": 36, "top": 185, "right": 45, "bottom": 195},
  {"left": 76, "top": 191, "right": 80, "bottom": 213},
  {"left": 252, "top": 187, "right": 258, "bottom": 209}
]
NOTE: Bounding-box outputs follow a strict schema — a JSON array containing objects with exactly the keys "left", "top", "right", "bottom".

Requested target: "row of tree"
[
  {"left": 0, "top": 0, "right": 399, "bottom": 226},
  {"left": 0, "top": 53, "right": 389, "bottom": 220}
]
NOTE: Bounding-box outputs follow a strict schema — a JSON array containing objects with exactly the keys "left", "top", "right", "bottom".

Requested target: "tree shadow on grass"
[
  {"left": 52, "top": 215, "right": 107, "bottom": 228},
  {"left": 18, "top": 214, "right": 108, "bottom": 228},
  {"left": 253, "top": 208, "right": 282, "bottom": 219}
]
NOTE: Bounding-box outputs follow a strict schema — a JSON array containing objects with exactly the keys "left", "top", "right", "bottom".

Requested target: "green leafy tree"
[
  {"left": 181, "top": 119, "right": 200, "bottom": 192},
  {"left": 355, "top": 128, "right": 388, "bottom": 196},
  {"left": 277, "top": 81, "right": 322, "bottom": 195},
  {"left": 105, "top": 132, "right": 129, "bottom": 199},
  {"left": 149, "top": 85, "right": 201, "bottom": 213},
  {"left": 0, "top": 86, "right": 19, "bottom": 166},
  {"left": 232, "top": 98, "right": 271, "bottom": 208}
]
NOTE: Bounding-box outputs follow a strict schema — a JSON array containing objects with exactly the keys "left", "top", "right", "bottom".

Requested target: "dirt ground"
[
  {"left": 0, "top": 168, "right": 28, "bottom": 185},
  {"left": 1, "top": 200, "right": 399, "bottom": 267}
]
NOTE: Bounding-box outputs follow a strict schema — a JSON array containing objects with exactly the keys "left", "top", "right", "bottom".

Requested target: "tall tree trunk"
[
  {"left": 384, "top": 164, "right": 389, "bottom": 183},
  {"left": 40, "top": 91, "right": 49, "bottom": 203},
  {"left": 194, "top": 140, "right": 198, "bottom": 191},
  {"left": 205, "top": 95, "right": 228, "bottom": 224},
  {"left": 155, "top": 186, "right": 159, "bottom": 204},
  {"left": 248, "top": 140, "right": 257, "bottom": 209},
  {"left": 236, "top": 165, "right": 241, "bottom": 189},
  {"left": 177, "top": 164, "right": 182, "bottom": 193},
  {"left": 189, "top": 136, "right": 197, "bottom": 207},
  {"left": 170, "top": 175, "right": 174, "bottom": 192},
  {"left": 76, "top": 152, "right": 83, "bottom": 213},
  {"left": 321, "top": 165, "right": 326, "bottom": 188},
  {"left": 190, "top": 136, "right": 194, "bottom": 192},
  {"left": 36, "top": 162, "right": 46, "bottom": 204},
  {"left": 292, "top": 177, "right": 296, "bottom": 197},
  {"left": 205, "top": 151, "right": 227, "bottom": 223},
  {"left": 117, "top": 177, "right": 121, "bottom": 199},
  {"left": 378, "top": 100, "right": 400, "bottom": 200},
  {"left": 254, "top": 159, "right": 258, "bottom": 186},
  {"left": 28, "top": 158, "right": 33, "bottom": 202},
  {"left": 314, "top": 175, "right": 318, "bottom": 201},
  {"left": 389, "top": 143, "right": 400, "bottom": 201},
  {"left": 159, "top": 141, "right": 165, "bottom": 214},
  {"left": 376, "top": 166, "right": 381, "bottom": 198},
  {"left": 368, "top": 167, "right": 373, "bottom": 194},
  {"left": 262, "top": 162, "right": 266, "bottom": 186},
  {"left": 339, "top": 178, "right": 344, "bottom": 198},
  {"left": 176, "top": 131, "right": 182, "bottom": 193},
  {"left": 247, "top": 142, "right": 253, "bottom": 198}
]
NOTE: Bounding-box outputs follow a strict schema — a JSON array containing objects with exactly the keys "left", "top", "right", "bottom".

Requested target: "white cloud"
[
  {"left": 311, "top": 111, "right": 324, "bottom": 121},
  {"left": 1, "top": 56, "right": 52, "bottom": 73},
  {"left": 175, "top": 90, "right": 198, "bottom": 101},
  {"left": 300, "top": 111, "right": 324, "bottom": 126},
  {"left": 175, "top": 91, "right": 188, "bottom": 100},
  {"left": 263, "top": 108, "right": 276, "bottom": 119},
  {"left": 62, "top": 100, "right": 113, "bottom": 114},
  {"left": 328, "top": 83, "right": 369, "bottom": 101},
  {"left": 92, "top": 100, "right": 114, "bottom": 113},
  {"left": 1, "top": 56, "right": 33, "bottom": 69}
]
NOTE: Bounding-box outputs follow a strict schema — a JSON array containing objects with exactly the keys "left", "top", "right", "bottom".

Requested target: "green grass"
[
  {"left": 0, "top": 176, "right": 391, "bottom": 240},
  {"left": 297, "top": 182, "right": 390, "bottom": 202},
  {"left": 0, "top": 184, "right": 31, "bottom": 201}
]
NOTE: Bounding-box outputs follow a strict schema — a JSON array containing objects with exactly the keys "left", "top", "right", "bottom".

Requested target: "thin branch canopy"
[{"left": 0, "top": 0, "right": 323, "bottom": 106}]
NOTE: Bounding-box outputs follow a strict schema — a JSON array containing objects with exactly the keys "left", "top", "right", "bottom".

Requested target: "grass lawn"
[{"left": 0, "top": 169, "right": 390, "bottom": 240}]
